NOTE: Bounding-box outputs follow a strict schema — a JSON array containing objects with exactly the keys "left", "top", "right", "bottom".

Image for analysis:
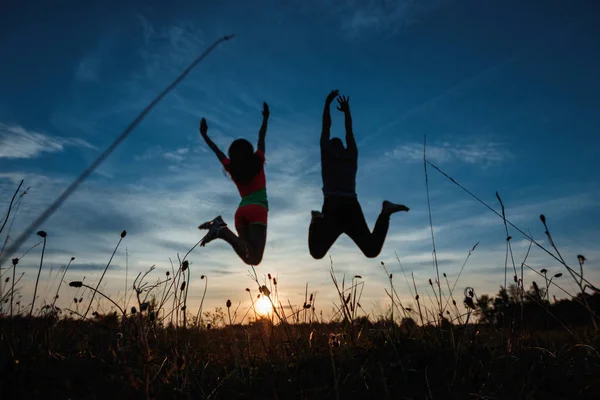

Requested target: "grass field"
[
  {"left": 1, "top": 301, "right": 599, "bottom": 399},
  {"left": 1, "top": 251, "right": 600, "bottom": 399}
]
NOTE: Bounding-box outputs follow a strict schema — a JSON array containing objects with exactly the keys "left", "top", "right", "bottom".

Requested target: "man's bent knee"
[
  {"left": 248, "top": 254, "right": 263, "bottom": 266},
  {"left": 309, "top": 246, "right": 327, "bottom": 260},
  {"left": 363, "top": 248, "right": 381, "bottom": 259}
]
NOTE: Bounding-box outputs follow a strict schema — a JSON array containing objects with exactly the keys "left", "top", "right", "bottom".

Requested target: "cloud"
[
  {"left": 386, "top": 225, "right": 443, "bottom": 244},
  {"left": 137, "top": 15, "right": 154, "bottom": 46},
  {"left": 65, "top": 263, "right": 108, "bottom": 271},
  {"left": 73, "top": 32, "right": 119, "bottom": 83},
  {"left": 75, "top": 57, "right": 100, "bottom": 82},
  {"left": 386, "top": 140, "right": 513, "bottom": 167},
  {"left": 0, "top": 171, "right": 55, "bottom": 186},
  {"left": 164, "top": 148, "right": 190, "bottom": 162},
  {"left": 135, "top": 145, "right": 190, "bottom": 163},
  {"left": 328, "top": 0, "right": 446, "bottom": 39},
  {"left": 134, "top": 16, "right": 206, "bottom": 81},
  {"left": 0, "top": 123, "right": 96, "bottom": 159},
  {"left": 0, "top": 124, "right": 62, "bottom": 159}
]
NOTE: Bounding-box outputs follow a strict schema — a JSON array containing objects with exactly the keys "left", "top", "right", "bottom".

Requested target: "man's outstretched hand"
[
  {"left": 326, "top": 89, "right": 340, "bottom": 104},
  {"left": 262, "top": 102, "right": 270, "bottom": 119},
  {"left": 336, "top": 95, "right": 350, "bottom": 113},
  {"left": 200, "top": 117, "right": 208, "bottom": 137}
]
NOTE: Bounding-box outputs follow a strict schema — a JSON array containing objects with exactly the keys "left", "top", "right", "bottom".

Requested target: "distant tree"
[
  {"left": 525, "top": 281, "right": 546, "bottom": 304},
  {"left": 400, "top": 317, "right": 417, "bottom": 332},
  {"left": 476, "top": 294, "right": 493, "bottom": 324},
  {"left": 481, "top": 281, "right": 600, "bottom": 330}
]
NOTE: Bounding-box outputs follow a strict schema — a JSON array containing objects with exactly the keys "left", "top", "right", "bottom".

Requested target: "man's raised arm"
[
  {"left": 336, "top": 95, "right": 356, "bottom": 153},
  {"left": 321, "top": 89, "right": 339, "bottom": 148}
]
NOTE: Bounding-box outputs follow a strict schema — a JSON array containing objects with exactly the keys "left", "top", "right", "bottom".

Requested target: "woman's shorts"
[{"left": 235, "top": 204, "right": 268, "bottom": 231}]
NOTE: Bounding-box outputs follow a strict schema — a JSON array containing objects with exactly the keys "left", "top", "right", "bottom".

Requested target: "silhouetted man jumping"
[{"left": 308, "top": 90, "right": 409, "bottom": 259}]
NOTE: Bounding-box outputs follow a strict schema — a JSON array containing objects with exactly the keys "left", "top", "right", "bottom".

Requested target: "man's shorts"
[{"left": 235, "top": 203, "right": 268, "bottom": 231}]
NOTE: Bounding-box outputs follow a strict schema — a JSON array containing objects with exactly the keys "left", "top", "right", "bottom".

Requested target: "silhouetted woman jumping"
[
  {"left": 309, "top": 90, "right": 409, "bottom": 259},
  {"left": 198, "top": 102, "right": 270, "bottom": 265}
]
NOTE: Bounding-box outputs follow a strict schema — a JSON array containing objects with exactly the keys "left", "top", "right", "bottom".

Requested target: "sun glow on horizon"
[{"left": 255, "top": 295, "right": 273, "bottom": 316}]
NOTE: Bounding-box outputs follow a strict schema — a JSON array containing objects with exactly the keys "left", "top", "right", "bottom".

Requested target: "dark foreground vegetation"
[{"left": 2, "top": 289, "right": 600, "bottom": 399}]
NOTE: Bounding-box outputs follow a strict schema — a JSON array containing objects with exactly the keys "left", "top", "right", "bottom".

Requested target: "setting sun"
[{"left": 255, "top": 295, "right": 273, "bottom": 316}]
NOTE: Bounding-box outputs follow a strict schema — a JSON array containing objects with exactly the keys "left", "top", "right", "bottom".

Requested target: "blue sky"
[{"left": 1, "top": 0, "right": 599, "bottom": 320}]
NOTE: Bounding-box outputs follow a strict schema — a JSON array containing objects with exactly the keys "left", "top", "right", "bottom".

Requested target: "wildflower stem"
[
  {"left": 124, "top": 247, "right": 128, "bottom": 314},
  {"left": 195, "top": 276, "right": 208, "bottom": 331},
  {"left": 10, "top": 260, "right": 17, "bottom": 318},
  {"left": 83, "top": 234, "right": 124, "bottom": 319},
  {"left": 78, "top": 283, "right": 125, "bottom": 315},
  {"left": 423, "top": 136, "right": 443, "bottom": 320},
  {"left": 0, "top": 179, "right": 23, "bottom": 237},
  {"left": 30, "top": 235, "right": 47, "bottom": 317},
  {"left": 183, "top": 265, "right": 190, "bottom": 328},
  {"left": 52, "top": 257, "right": 74, "bottom": 309}
]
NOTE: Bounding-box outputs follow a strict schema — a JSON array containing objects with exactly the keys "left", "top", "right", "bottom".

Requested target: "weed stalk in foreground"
[
  {"left": 423, "top": 136, "right": 443, "bottom": 321},
  {"left": 541, "top": 214, "right": 599, "bottom": 331},
  {"left": 30, "top": 231, "right": 47, "bottom": 317},
  {"left": 83, "top": 230, "right": 126, "bottom": 319},
  {"left": 52, "top": 256, "right": 75, "bottom": 309}
]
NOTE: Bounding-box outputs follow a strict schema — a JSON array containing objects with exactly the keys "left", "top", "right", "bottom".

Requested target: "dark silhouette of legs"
[
  {"left": 308, "top": 198, "right": 408, "bottom": 259},
  {"left": 308, "top": 211, "right": 343, "bottom": 259},
  {"left": 244, "top": 224, "right": 267, "bottom": 265},
  {"left": 216, "top": 224, "right": 266, "bottom": 265},
  {"left": 345, "top": 201, "right": 390, "bottom": 258},
  {"left": 199, "top": 212, "right": 267, "bottom": 265}
]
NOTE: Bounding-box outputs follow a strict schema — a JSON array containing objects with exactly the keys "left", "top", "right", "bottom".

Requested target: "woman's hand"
[
  {"left": 200, "top": 117, "right": 208, "bottom": 137},
  {"left": 262, "top": 102, "right": 270, "bottom": 119},
  {"left": 326, "top": 89, "right": 340, "bottom": 105}
]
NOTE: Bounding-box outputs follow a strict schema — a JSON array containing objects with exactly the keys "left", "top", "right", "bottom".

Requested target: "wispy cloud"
[
  {"left": 134, "top": 146, "right": 191, "bottom": 163},
  {"left": 75, "top": 57, "right": 100, "bottom": 82},
  {"left": 164, "top": 148, "right": 190, "bottom": 162},
  {"left": 73, "top": 29, "right": 122, "bottom": 83},
  {"left": 134, "top": 16, "right": 206, "bottom": 81},
  {"left": 0, "top": 123, "right": 96, "bottom": 159},
  {"left": 386, "top": 140, "right": 513, "bottom": 167},
  {"left": 328, "top": 0, "right": 446, "bottom": 39}
]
